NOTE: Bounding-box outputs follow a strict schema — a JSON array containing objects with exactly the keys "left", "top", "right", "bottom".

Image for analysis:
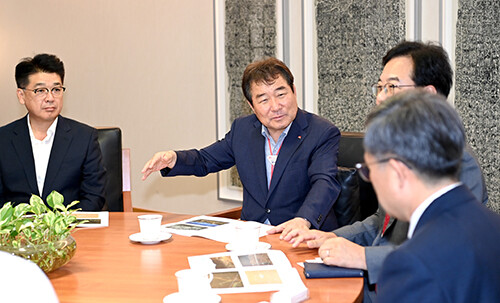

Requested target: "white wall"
[{"left": 0, "top": 0, "right": 239, "bottom": 214}]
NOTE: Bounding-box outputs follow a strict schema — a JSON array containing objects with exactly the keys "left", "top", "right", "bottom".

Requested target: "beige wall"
[{"left": 0, "top": 0, "right": 240, "bottom": 214}]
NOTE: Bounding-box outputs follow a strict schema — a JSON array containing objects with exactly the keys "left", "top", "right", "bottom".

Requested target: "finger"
[
  {"left": 291, "top": 235, "right": 307, "bottom": 247},
  {"left": 281, "top": 229, "right": 299, "bottom": 241},
  {"left": 141, "top": 171, "right": 151, "bottom": 181},
  {"left": 141, "top": 160, "right": 152, "bottom": 173},
  {"left": 307, "top": 239, "right": 321, "bottom": 248},
  {"left": 266, "top": 225, "right": 283, "bottom": 235}
]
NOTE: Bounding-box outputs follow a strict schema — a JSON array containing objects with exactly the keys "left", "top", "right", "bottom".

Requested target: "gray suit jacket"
[{"left": 333, "top": 148, "right": 488, "bottom": 301}]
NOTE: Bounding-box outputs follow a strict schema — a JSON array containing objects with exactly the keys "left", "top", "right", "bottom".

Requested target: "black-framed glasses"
[
  {"left": 356, "top": 157, "right": 411, "bottom": 182},
  {"left": 371, "top": 83, "right": 417, "bottom": 97},
  {"left": 22, "top": 86, "right": 66, "bottom": 98}
]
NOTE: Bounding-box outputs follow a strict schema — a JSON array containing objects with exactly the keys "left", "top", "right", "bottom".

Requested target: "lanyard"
[{"left": 267, "top": 137, "right": 284, "bottom": 186}]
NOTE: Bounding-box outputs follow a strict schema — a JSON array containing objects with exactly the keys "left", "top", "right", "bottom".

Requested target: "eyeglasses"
[
  {"left": 22, "top": 86, "right": 66, "bottom": 98},
  {"left": 356, "top": 157, "right": 411, "bottom": 182},
  {"left": 371, "top": 83, "right": 417, "bottom": 97}
]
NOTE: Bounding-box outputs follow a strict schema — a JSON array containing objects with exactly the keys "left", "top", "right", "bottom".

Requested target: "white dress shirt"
[
  {"left": 28, "top": 115, "right": 58, "bottom": 195},
  {"left": 407, "top": 182, "right": 461, "bottom": 239}
]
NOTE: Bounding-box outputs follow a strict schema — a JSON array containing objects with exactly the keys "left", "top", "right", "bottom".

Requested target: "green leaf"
[
  {"left": 29, "top": 194, "right": 47, "bottom": 215},
  {"left": 13, "top": 203, "right": 30, "bottom": 218},
  {"left": 0, "top": 204, "right": 14, "bottom": 225},
  {"left": 47, "top": 191, "right": 65, "bottom": 210}
]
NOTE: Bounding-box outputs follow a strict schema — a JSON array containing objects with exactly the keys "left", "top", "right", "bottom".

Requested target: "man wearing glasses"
[
  {"left": 365, "top": 90, "right": 500, "bottom": 301},
  {"left": 282, "top": 41, "right": 488, "bottom": 302},
  {"left": 0, "top": 54, "right": 106, "bottom": 210}
]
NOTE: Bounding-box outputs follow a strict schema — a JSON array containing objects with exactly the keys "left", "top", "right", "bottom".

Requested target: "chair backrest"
[
  {"left": 96, "top": 127, "right": 124, "bottom": 211},
  {"left": 331, "top": 132, "right": 378, "bottom": 227}
]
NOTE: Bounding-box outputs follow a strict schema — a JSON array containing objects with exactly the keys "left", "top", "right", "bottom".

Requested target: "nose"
[
  {"left": 376, "top": 90, "right": 388, "bottom": 105},
  {"left": 269, "top": 97, "right": 281, "bottom": 111},
  {"left": 44, "top": 90, "right": 56, "bottom": 102}
]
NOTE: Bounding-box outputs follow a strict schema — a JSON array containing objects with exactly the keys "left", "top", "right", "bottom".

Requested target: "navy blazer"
[
  {"left": 163, "top": 109, "right": 341, "bottom": 230},
  {"left": 0, "top": 115, "right": 106, "bottom": 210},
  {"left": 377, "top": 185, "right": 500, "bottom": 302}
]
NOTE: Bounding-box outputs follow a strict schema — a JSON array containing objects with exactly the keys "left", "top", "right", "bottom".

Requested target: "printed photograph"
[
  {"left": 245, "top": 269, "right": 282, "bottom": 285},
  {"left": 211, "top": 271, "right": 244, "bottom": 288},
  {"left": 187, "top": 218, "right": 230, "bottom": 227},
  {"left": 166, "top": 223, "right": 207, "bottom": 230},
  {"left": 238, "top": 253, "right": 273, "bottom": 267},
  {"left": 210, "top": 256, "right": 236, "bottom": 269}
]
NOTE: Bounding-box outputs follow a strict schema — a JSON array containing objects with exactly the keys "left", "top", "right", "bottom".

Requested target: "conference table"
[{"left": 47, "top": 212, "right": 363, "bottom": 303}]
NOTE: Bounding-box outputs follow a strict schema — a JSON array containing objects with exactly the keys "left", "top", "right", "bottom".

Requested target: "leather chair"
[
  {"left": 213, "top": 132, "right": 379, "bottom": 227},
  {"left": 332, "top": 132, "right": 378, "bottom": 227},
  {"left": 96, "top": 127, "right": 124, "bottom": 211}
]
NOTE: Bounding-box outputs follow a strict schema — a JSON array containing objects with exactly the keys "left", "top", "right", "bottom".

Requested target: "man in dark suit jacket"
[
  {"left": 366, "top": 90, "right": 500, "bottom": 302},
  {"left": 142, "top": 57, "right": 341, "bottom": 231},
  {"left": 0, "top": 54, "right": 105, "bottom": 210},
  {"left": 281, "top": 41, "right": 488, "bottom": 303}
]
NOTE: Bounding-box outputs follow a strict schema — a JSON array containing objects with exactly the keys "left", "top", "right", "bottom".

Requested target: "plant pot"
[{"left": 0, "top": 235, "right": 77, "bottom": 273}]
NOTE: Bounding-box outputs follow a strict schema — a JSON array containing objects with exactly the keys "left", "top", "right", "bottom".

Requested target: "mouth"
[
  {"left": 272, "top": 114, "right": 284, "bottom": 121},
  {"left": 43, "top": 107, "right": 57, "bottom": 112}
]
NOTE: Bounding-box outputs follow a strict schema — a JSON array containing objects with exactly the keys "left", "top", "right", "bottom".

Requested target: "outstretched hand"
[
  {"left": 282, "top": 229, "right": 337, "bottom": 248},
  {"left": 141, "top": 150, "right": 177, "bottom": 180},
  {"left": 267, "top": 217, "right": 311, "bottom": 238}
]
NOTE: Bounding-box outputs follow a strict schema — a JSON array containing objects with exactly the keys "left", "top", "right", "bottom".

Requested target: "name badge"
[{"left": 267, "top": 155, "right": 278, "bottom": 165}]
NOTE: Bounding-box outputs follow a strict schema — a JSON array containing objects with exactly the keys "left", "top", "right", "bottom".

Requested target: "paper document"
[
  {"left": 188, "top": 249, "right": 306, "bottom": 295},
  {"left": 72, "top": 211, "right": 109, "bottom": 227},
  {"left": 162, "top": 215, "right": 273, "bottom": 243}
]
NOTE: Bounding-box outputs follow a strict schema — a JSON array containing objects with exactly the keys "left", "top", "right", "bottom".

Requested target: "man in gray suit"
[{"left": 280, "top": 41, "right": 488, "bottom": 302}]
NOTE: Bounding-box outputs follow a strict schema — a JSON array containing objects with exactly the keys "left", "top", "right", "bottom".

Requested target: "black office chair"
[
  {"left": 96, "top": 127, "right": 124, "bottom": 211},
  {"left": 331, "top": 132, "right": 378, "bottom": 227}
]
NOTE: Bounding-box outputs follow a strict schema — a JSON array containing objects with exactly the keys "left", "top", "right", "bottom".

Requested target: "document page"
[
  {"left": 161, "top": 215, "right": 273, "bottom": 243},
  {"left": 188, "top": 250, "right": 304, "bottom": 294}
]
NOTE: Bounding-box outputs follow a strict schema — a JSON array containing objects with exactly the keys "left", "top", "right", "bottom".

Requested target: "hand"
[
  {"left": 141, "top": 151, "right": 177, "bottom": 180},
  {"left": 318, "top": 237, "right": 367, "bottom": 270},
  {"left": 282, "top": 229, "right": 337, "bottom": 248},
  {"left": 267, "top": 217, "right": 311, "bottom": 238}
]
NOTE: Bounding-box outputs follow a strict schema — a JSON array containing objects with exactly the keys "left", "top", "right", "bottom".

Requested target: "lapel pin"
[{"left": 298, "top": 136, "right": 302, "bottom": 139}]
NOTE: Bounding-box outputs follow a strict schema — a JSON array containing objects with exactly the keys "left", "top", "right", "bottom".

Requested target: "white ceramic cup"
[
  {"left": 231, "top": 221, "right": 261, "bottom": 251},
  {"left": 138, "top": 214, "right": 162, "bottom": 239},
  {"left": 175, "top": 269, "right": 213, "bottom": 294}
]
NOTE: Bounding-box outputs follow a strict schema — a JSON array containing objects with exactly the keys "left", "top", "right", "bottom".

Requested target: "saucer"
[
  {"left": 129, "top": 231, "right": 172, "bottom": 245},
  {"left": 225, "top": 241, "right": 271, "bottom": 252},
  {"left": 163, "top": 292, "right": 221, "bottom": 303}
]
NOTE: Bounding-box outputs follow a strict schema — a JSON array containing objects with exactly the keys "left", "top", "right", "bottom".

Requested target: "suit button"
[
  {"left": 317, "top": 214, "right": 323, "bottom": 224},
  {"left": 266, "top": 209, "right": 271, "bottom": 214}
]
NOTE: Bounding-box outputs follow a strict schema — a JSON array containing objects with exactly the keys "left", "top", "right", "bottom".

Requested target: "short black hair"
[
  {"left": 15, "top": 54, "right": 65, "bottom": 88},
  {"left": 365, "top": 90, "right": 464, "bottom": 181},
  {"left": 382, "top": 41, "right": 453, "bottom": 97},
  {"left": 241, "top": 57, "right": 294, "bottom": 105}
]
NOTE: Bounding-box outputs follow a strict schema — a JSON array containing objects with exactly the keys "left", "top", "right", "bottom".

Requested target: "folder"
[{"left": 303, "top": 262, "right": 364, "bottom": 278}]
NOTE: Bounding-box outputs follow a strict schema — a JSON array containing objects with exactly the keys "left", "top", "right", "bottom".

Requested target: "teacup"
[
  {"left": 175, "top": 269, "right": 213, "bottom": 294},
  {"left": 138, "top": 214, "right": 162, "bottom": 239},
  {"left": 230, "top": 221, "right": 261, "bottom": 251}
]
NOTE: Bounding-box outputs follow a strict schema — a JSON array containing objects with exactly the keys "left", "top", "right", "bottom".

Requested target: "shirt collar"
[
  {"left": 407, "top": 182, "right": 461, "bottom": 238},
  {"left": 27, "top": 115, "right": 59, "bottom": 143},
  {"left": 261, "top": 122, "right": 293, "bottom": 143}
]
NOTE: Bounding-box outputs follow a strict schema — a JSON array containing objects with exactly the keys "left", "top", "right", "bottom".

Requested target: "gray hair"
[{"left": 364, "top": 90, "right": 465, "bottom": 181}]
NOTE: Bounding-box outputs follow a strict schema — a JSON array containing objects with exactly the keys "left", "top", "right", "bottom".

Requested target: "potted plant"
[{"left": 0, "top": 191, "right": 83, "bottom": 272}]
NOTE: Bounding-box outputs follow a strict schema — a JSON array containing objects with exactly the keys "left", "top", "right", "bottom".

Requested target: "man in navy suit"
[
  {"left": 363, "top": 90, "right": 500, "bottom": 302},
  {"left": 142, "top": 57, "right": 341, "bottom": 231},
  {"left": 280, "top": 41, "right": 488, "bottom": 302},
  {"left": 0, "top": 54, "right": 106, "bottom": 210}
]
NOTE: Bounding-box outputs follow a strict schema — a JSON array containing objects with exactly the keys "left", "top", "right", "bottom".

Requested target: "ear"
[
  {"left": 247, "top": 100, "right": 255, "bottom": 113},
  {"left": 17, "top": 89, "right": 26, "bottom": 105},
  {"left": 423, "top": 85, "right": 438, "bottom": 95},
  {"left": 388, "top": 158, "right": 412, "bottom": 189}
]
